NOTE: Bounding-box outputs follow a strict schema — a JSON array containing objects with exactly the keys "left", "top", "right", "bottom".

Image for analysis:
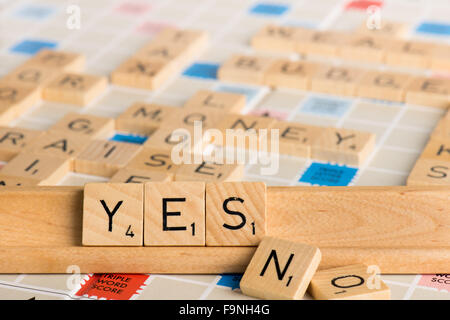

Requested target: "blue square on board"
[
  {"left": 250, "top": 3, "right": 290, "bottom": 16},
  {"left": 110, "top": 133, "right": 148, "bottom": 145},
  {"left": 416, "top": 22, "right": 450, "bottom": 36},
  {"left": 10, "top": 39, "right": 57, "bottom": 55},
  {"left": 183, "top": 62, "right": 219, "bottom": 80},
  {"left": 215, "top": 84, "right": 261, "bottom": 104},
  {"left": 299, "top": 162, "right": 358, "bottom": 186},
  {"left": 14, "top": 4, "right": 55, "bottom": 20},
  {"left": 300, "top": 96, "right": 352, "bottom": 118},
  {"left": 217, "top": 274, "right": 242, "bottom": 290}
]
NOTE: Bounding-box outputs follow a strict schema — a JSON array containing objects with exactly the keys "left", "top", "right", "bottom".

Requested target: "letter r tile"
[
  {"left": 206, "top": 182, "right": 266, "bottom": 246},
  {"left": 240, "top": 237, "right": 321, "bottom": 300},
  {"left": 144, "top": 181, "right": 205, "bottom": 246},
  {"left": 82, "top": 183, "right": 144, "bottom": 246}
]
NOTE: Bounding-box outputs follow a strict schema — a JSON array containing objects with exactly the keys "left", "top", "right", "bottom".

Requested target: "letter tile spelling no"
[
  {"left": 82, "top": 183, "right": 144, "bottom": 246},
  {"left": 206, "top": 182, "right": 266, "bottom": 246},
  {"left": 144, "top": 181, "right": 205, "bottom": 246},
  {"left": 240, "top": 237, "right": 321, "bottom": 300}
]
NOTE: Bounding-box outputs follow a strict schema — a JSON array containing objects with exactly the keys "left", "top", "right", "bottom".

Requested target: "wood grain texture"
[
  {"left": 311, "top": 127, "right": 375, "bottom": 166},
  {"left": 308, "top": 264, "right": 390, "bottom": 300},
  {"left": 115, "top": 102, "right": 176, "bottom": 135},
  {"left": 82, "top": 183, "right": 143, "bottom": 246},
  {"left": 74, "top": 140, "right": 142, "bottom": 177},
  {"left": 111, "top": 57, "right": 175, "bottom": 90},
  {"left": 0, "top": 186, "right": 448, "bottom": 273},
  {"left": 0, "top": 152, "right": 71, "bottom": 185},
  {"left": 265, "top": 60, "right": 320, "bottom": 90},
  {"left": 109, "top": 168, "right": 172, "bottom": 183},
  {"left": 405, "top": 77, "right": 450, "bottom": 109},
  {"left": 144, "top": 181, "right": 205, "bottom": 246},
  {"left": 43, "top": 73, "right": 107, "bottom": 106},
  {"left": 356, "top": 71, "right": 412, "bottom": 102},
  {"left": 240, "top": 237, "right": 321, "bottom": 300},
  {"left": 0, "top": 126, "right": 43, "bottom": 161},
  {"left": 49, "top": 112, "right": 115, "bottom": 140},
  {"left": 0, "top": 80, "right": 41, "bottom": 125},
  {"left": 407, "top": 158, "right": 450, "bottom": 186},
  {"left": 183, "top": 90, "right": 246, "bottom": 114},
  {"left": 206, "top": 182, "right": 266, "bottom": 246},
  {"left": 218, "top": 55, "right": 275, "bottom": 85},
  {"left": 23, "top": 49, "right": 85, "bottom": 72},
  {"left": 310, "top": 65, "right": 364, "bottom": 97}
]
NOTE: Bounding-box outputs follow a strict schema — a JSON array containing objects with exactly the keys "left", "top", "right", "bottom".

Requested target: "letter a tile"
[
  {"left": 240, "top": 237, "right": 321, "bottom": 300},
  {"left": 82, "top": 183, "right": 144, "bottom": 246}
]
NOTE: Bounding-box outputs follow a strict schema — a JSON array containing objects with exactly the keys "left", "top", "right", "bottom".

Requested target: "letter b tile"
[{"left": 82, "top": 183, "right": 144, "bottom": 246}]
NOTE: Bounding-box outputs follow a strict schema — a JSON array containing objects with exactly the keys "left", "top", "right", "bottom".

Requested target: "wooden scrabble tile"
[
  {"left": 311, "top": 127, "right": 376, "bottom": 166},
  {"left": 240, "top": 237, "right": 321, "bottom": 300},
  {"left": 143, "top": 125, "right": 204, "bottom": 154},
  {"left": 49, "top": 112, "right": 115, "bottom": 139},
  {"left": 144, "top": 181, "right": 205, "bottom": 246},
  {"left": 82, "top": 183, "right": 143, "bottom": 246},
  {"left": 340, "top": 34, "right": 393, "bottom": 63},
  {"left": 24, "top": 49, "right": 85, "bottom": 72},
  {"left": 0, "top": 126, "right": 43, "bottom": 161},
  {"left": 251, "top": 24, "right": 311, "bottom": 53},
  {"left": 385, "top": 40, "right": 436, "bottom": 69},
  {"left": 404, "top": 77, "right": 450, "bottom": 109},
  {"left": 270, "top": 121, "right": 322, "bottom": 158},
  {"left": 43, "top": 72, "right": 107, "bottom": 106},
  {"left": 152, "top": 28, "right": 208, "bottom": 57},
  {"left": 356, "top": 71, "right": 412, "bottom": 102},
  {"left": 217, "top": 55, "right": 275, "bottom": 85},
  {"left": 265, "top": 60, "right": 321, "bottom": 90},
  {"left": 301, "top": 31, "right": 350, "bottom": 57},
  {"left": 206, "top": 182, "right": 266, "bottom": 246},
  {"left": 356, "top": 20, "right": 408, "bottom": 38},
  {"left": 430, "top": 45, "right": 450, "bottom": 72},
  {"left": 154, "top": 28, "right": 208, "bottom": 45},
  {"left": 183, "top": 90, "right": 246, "bottom": 114},
  {"left": 116, "top": 102, "right": 177, "bottom": 135},
  {"left": 3, "top": 65, "right": 59, "bottom": 90},
  {"left": 0, "top": 175, "right": 41, "bottom": 187},
  {"left": 308, "top": 264, "right": 390, "bottom": 300},
  {"left": 310, "top": 65, "right": 365, "bottom": 97},
  {"left": 23, "top": 131, "right": 90, "bottom": 162},
  {"left": 407, "top": 158, "right": 450, "bottom": 186},
  {"left": 214, "top": 114, "right": 276, "bottom": 150},
  {"left": 432, "top": 118, "right": 450, "bottom": 140},
  {"left": 109, "top": 168, "right": 172, "bottom": 183},
  {"left": 110, "top": 57, "right": 174, "bottom": 90},
  {"left": 175, "top": 161, "right": 244, "bottom": 182},
  {"left": 164, "top": 107, "right": 225, "bottom": 130},
  {"left": 0, "top": 152, "right": 70, "bottom": 185},
  {"left": 74, "top": 140, "right": 142, "bottom": 177},
  {"left": 135, "top": 42, "right": 191, "bottom": 68},
  {"left": 420, "top": 138, "right": 450, "bottom": 162},
  {"left": 0, "top": 81, "right": 40, "bottom": 125},
  {"left": 126, "top": 147, "right": 179, "bottom": 177}
]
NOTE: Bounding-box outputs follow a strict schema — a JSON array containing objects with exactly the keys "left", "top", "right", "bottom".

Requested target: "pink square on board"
[
  {"left": 116, "top": 2, "right": 151, "bottom": 15},
  {"left": 249, "top": 109, "right": 289, "bottom": 121},
  {"left": 418, "top": 274, "right": 450, "bottom": 291},
  {"left": 136, "top": 21, "right": 175, "bottom": 35},
  {"left": 345, "top": 0, "right": 383, "bottom": 10}
]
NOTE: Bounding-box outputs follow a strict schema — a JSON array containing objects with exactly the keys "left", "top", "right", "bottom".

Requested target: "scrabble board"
[{"left": 0, "top": 0, "right": 448, "bottom": 300}]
